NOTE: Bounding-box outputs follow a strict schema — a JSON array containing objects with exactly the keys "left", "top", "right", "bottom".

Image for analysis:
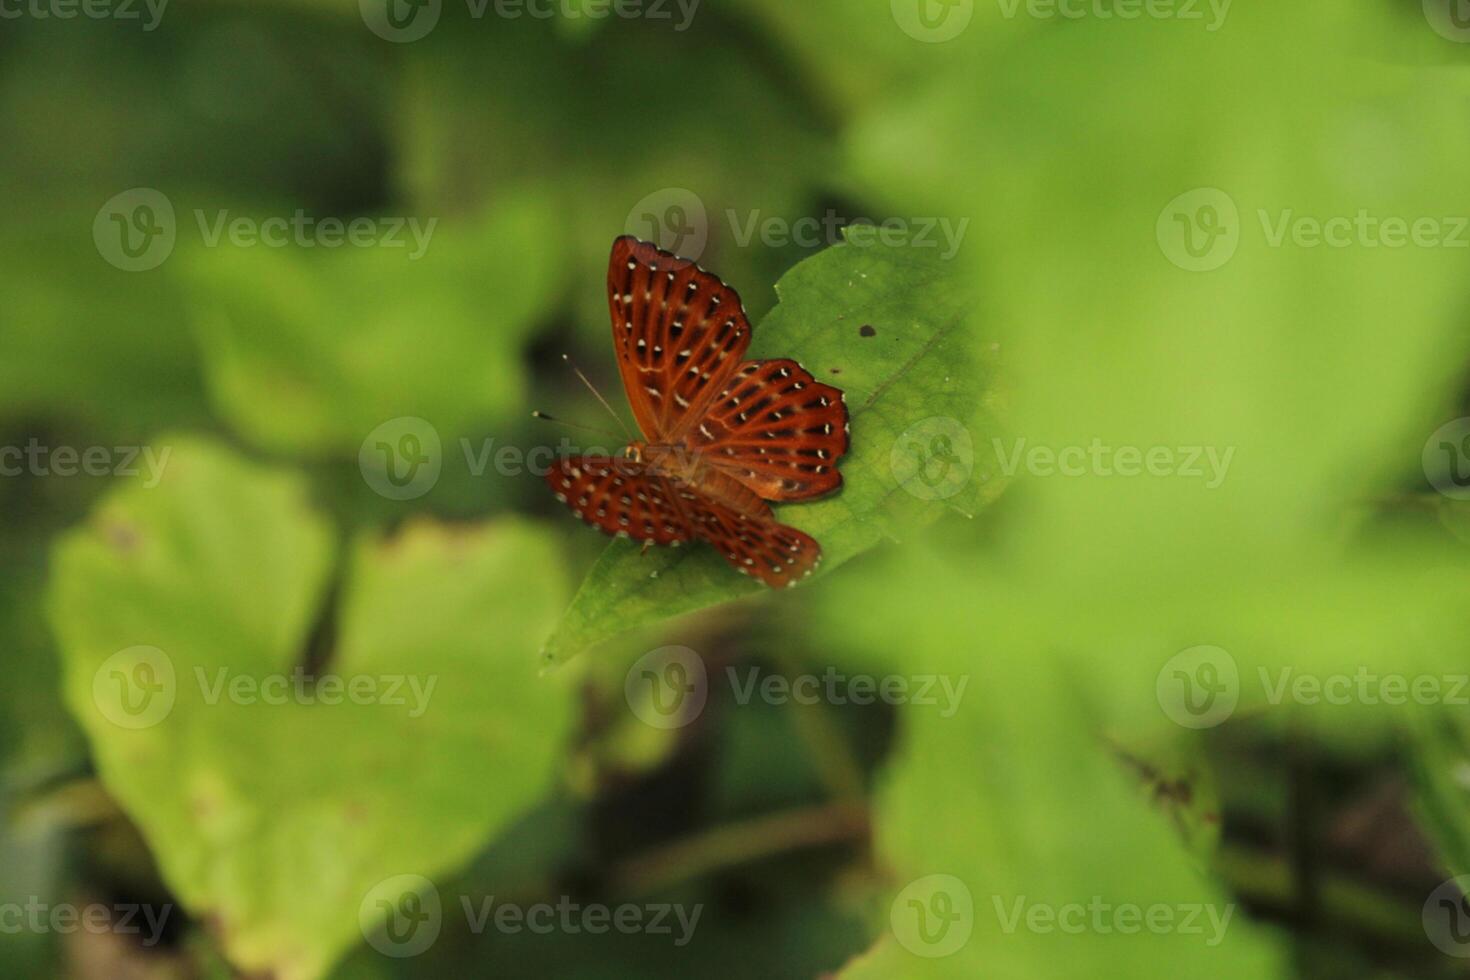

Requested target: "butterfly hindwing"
[
  {"left": 687, "top": 358, "right": 850, "bottom": 501},
  {"left": 546, "top": 455, "right": 694, "bottom": 546},
  {"left": 607, "top": 236, "right": 753, "bottom": 441},
  {"left": 681, "top": 491, "right": 823, "bottom": 588},
  {"left": 547, "top": 454, "right": 821, "bottom": 587}
]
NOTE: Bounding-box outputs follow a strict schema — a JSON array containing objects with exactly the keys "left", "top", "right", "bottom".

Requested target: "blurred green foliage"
[{"left": 4, "top": 3, "right": 1470, "bottom": 979}]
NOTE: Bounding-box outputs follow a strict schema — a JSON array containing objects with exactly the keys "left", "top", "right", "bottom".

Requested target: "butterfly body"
[{"left": 547, "top": 237, "right": 849, "bottom": 588}]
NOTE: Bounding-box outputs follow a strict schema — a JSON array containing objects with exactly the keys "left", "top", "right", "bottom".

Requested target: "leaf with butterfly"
[
  {"left": 542, "top": 232, "right": 1008, "bottom": 664},
  {"left": 547, "top": 236, "right": 850, "bottom": 589}
]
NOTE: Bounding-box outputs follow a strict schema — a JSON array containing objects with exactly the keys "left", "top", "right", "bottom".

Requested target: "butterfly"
[{"left": 545, "top": 236, "right": 850, "bottom": 588}]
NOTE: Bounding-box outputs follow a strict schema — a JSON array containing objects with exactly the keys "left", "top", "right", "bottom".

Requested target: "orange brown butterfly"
[{"left": 545, "top": 236, "right": 850, "bottom": 587}]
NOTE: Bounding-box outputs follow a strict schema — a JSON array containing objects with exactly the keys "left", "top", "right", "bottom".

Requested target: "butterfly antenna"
[
  {"left": 562, "top": 354, "right": 633, "bottom": 442},
  {"left": 530, "top": 411, "right": 623, "bottom": 441}
]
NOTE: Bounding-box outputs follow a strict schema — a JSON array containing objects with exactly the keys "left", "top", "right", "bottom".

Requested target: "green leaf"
[
  {"left": 48, "top": 437, "right": 572, "bottom": 980},
  {"left": 812, "top": 549, "right": 1283, "bottom": 979},
  {"left": 541, "top": 237, "right": 1007, "bottom": 665},
  {"left": 0, "top": 209, "right": 205, "bottom": 432},
  {"left": 183, "top": 190, "right": 561, "bottom": 456},
  {"left": 1409, "top": 710, "right": 1470, "bottom": 880},
  {"left": 398, "top": 15, "right": 834, "bottom": 327},
  {"left": 1104, "top": 730, "right": 1223, "bottom": 865}
]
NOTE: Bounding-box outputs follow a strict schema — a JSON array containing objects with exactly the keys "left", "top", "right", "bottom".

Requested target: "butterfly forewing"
[
  {"left": 546, "top": 456, "right": 695, "bottom": 546},
  {"left": 688, "top": 358, "right": 850, "bottom": 500},
  {"left": 607, "top": 236, "right": 753, "bottom": 441}
]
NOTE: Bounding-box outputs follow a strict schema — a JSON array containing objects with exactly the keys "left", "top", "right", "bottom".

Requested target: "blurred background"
[{"left": 7, "top": 2, "right": 1470, "bottom": 978}]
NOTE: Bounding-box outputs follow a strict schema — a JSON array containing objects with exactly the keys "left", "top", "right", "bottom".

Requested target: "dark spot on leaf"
[
  {"left": 859, "top": 325, "right": 876, "bottom": 338},
  {"left": 830, "top": 367, "right": 842, "bottom": 375},
  {"left": 104, "top": 521, "right": 140, "bottom": 553}
]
